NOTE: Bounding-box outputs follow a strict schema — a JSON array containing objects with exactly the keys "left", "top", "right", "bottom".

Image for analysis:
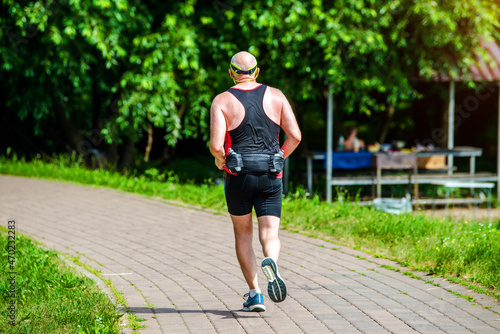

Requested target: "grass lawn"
[
  {"left": 281, "top": 191, "right": 500, "bottom": 296},
  {"left": 0, "top": 228, "right": 123, "bottom": 333}
]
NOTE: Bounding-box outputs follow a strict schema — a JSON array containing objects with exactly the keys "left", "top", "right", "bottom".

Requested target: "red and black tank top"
[{"left": 225, "top": 84, "right": 280, "bottom": 155}]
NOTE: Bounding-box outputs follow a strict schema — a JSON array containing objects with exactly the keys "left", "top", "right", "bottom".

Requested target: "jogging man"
[{"left": 209, "top": 51, "right": 301, "bottom": 312}]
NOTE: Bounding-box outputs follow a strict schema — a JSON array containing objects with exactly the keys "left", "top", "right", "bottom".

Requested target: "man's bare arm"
[
  {"left": 278, "top": 91, "right": 301, "bottom": 159},
  {"left": 209, "top": 95, "right": 227, "bottom": 170}
]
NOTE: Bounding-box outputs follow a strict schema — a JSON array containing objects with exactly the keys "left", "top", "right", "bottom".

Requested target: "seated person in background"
[{"left": 342, "top": 125, "right": 365, "bottom": 152}]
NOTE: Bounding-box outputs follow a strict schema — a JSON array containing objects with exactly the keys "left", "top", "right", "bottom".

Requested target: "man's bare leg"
[
  {"left": 258, "top": 215, "right": 287, "bottom": 303},
  {"left": 257, "top": 215, "right": 281, "bottom": 260},
  {"left": 231, "top": 213, "right": 259, "bottom": 290}
]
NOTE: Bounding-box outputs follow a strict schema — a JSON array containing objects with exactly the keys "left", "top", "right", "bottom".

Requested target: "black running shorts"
[{"left": 224, "top": 172, "right": 282, "bottom": 218}]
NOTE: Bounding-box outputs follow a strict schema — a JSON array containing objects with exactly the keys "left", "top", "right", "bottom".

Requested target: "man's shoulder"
[
  {"left": 264, "top": 85, "right": 280, "bottom": 92},
  {"left": 212, "top": 90, "right": 233, "bottom": 104},
  {"left": 215, "top": 90, "right": 234, "bottom": 98},
  {"left": 264, "top": 85, "right": 287, "bottom": 100}
]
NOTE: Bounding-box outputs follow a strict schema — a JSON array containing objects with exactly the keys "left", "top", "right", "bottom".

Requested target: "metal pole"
[
  {"left": 488, "top": 188, "right": 492, "bottom": 222},
  {"left": 326, "top": 84, "right": 334, "bottom": 201},
  {"left": 497, "top": 82, "right": 500, "bottom": 199},
  {"left": 284, "top": 152, "right": 289, "bottom": 194},
  {"left": 448, "top": 81, "right": 455, "bottom": 175},
  {"left": 307, "top": 156, "right": 312, "bottom": 194}
]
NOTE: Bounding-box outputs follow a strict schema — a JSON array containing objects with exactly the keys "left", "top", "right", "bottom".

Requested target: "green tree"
[
  {"left": 194, "top": 0, "right": 499, "bottom": 151},
  {"left": 114, "top": 0, "right": 211, "bottom": 162},
  {"left": 1, "top": 0, "right": 211, "bottom": 168},
  {"left": 2, "top": 0, "right": 499, "bottom": 168},
  {"left": 1, "top": 0, "right": 149, "bottom": 167},
  {"left": 206, "top": 0, "right": 499, "bottom": 115}
]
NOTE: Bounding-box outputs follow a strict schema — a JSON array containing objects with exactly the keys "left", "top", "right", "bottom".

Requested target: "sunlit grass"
[
  {"left": 0, "top": 153, "right": 226, "bottom": 212},
  {"left": 281, "top": 190, "right": 500, "bottom": 294},
  {"left": 0, "top": 229, "right": 122, "bottom": 333}
]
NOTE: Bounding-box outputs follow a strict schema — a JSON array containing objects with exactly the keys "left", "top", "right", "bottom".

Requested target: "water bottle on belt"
[
  {"left": 227, "top": 148, "right": 243, "bottom": 173},
  {"left": 269, "top": 150, "right": 284, "bottom": 174}
]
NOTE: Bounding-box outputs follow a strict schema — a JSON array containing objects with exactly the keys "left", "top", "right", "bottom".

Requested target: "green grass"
[
  {"left": 1, "top": 155, "right": 500, "bottom": 302},
  {"left": 0, "top": 153, "right": 226, "bottom": 212},
  {"left": 281, "top": 190, "right": 500, "bottom": 297},
  {"left": 0, "top": 228, "right": 123, "bottom": 333}
]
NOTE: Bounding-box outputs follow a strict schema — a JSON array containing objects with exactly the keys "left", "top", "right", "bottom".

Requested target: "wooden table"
[
  {"left": 416, "top": 146, "right": 483, "bottom": 175},
  {"left": 304, "top": 147, "right": 485, "bottom": 198},
  {"left": 373, "top": 152, "right": 418, "bottom": 201}
]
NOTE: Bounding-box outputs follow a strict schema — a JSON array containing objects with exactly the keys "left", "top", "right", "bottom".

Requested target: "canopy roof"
[
  {"left": 432, "top": 39, "right": 500, "bottom": 82},
  {"left": 470, "top": 39, "right": 500, "bottom": 81}
]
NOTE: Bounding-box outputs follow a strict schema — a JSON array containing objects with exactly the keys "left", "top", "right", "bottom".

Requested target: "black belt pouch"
[
  {"left": 226, "top": 152, "right": 244, "bottom": 174},
  {"left": 268, "top": 155, "right": 284, "bottom": 175}
]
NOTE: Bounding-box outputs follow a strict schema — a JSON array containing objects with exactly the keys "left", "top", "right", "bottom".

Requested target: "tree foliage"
[
  {"left": 1, "top": 0, "right": 499, "bottom": 166},
  {"left": 111, "top": 1, "right": 211, "bottom": 148}
]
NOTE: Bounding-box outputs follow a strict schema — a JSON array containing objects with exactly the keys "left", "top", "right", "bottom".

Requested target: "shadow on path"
[{"left": 126, "top": 307, "right": 268, "bottom": 319}]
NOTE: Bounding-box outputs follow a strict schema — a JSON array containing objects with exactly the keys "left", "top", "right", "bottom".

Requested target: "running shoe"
[
  {"left": 242, "top": 293, "right": 266, "bottom": 312},
  {"left": 261, "top": 257, "right": 287, "bottom": 303}
]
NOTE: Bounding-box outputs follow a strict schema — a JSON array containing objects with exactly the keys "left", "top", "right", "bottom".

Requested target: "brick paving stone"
[{"left": 1, "top": 175, "right": 500, "bottom": 334}]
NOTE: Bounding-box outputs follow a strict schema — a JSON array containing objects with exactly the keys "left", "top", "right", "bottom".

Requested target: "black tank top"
[{"left": 225, "top": 84, "right": 280, "bottom": 155}]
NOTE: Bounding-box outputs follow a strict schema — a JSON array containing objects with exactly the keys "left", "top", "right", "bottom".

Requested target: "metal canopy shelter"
[{"left": 325, "top": 39, "right": 500, "bottom": 201}]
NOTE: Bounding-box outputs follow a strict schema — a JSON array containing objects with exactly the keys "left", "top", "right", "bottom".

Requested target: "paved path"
[{"left": 1, "top": 175, "right": 499, "bottom": 334}]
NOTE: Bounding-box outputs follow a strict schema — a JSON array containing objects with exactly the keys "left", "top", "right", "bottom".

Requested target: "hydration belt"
[{"left": 226, "top": 149, "right": 284, "bottom": 175}]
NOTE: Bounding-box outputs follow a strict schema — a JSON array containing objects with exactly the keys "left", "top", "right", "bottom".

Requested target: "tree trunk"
[
  {"left": 91, "top": 78, "right": 101, "bottom": 130},
  {"left": 54, "top": 101, "right": 84, "bottom": 153},
  {"left": 144, "top": 122, "right": 153, "bottom": 162},
  {"left": 118, "top": 137, "right": 135, "bottom": 171},
  {"left": 378, "top": 101, "right": 395, "bottom": 144},
  {"left": 162, "top": 144, "right": 177, "bottom": 165},
  {"left": 105, "top": 143, "right": 119, "bottom": 166},
  {"left": 178, "top": 101, "right": 187, "bottom": 119},
  {"left": 104, "top": 93, "right": 122, "bottom": 166}
]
